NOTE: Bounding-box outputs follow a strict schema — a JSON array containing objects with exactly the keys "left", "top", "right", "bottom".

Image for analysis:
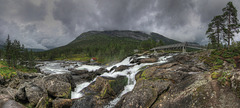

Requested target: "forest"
[{"left": 36, "top": 34, "right": 164, "bottom": 63}]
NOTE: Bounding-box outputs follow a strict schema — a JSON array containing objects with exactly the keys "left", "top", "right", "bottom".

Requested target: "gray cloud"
[{"left": 0, "top": 0, "right": 240, "bottom": 49}]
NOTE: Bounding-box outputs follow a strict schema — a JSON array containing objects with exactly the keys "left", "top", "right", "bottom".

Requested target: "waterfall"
[{"left": 37, "top": 55, "right": 173, "bottom": 107}]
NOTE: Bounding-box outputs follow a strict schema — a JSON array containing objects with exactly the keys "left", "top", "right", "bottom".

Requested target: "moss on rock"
[{"left": 211, "top": 72, "right": 220, "bottom": 79}]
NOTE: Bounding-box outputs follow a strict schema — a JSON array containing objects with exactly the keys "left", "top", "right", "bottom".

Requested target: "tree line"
[
  {"left": 36, "top": 36, "right": 164, "bottom": 63},
  {"left": 206, "top": 2, "right": 240, "bottom": 48},
  {"left": 0, "top": 35, "right": 35, "bottom": 68}
]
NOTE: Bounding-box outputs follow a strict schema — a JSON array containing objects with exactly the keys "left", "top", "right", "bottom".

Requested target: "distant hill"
[
  {"left": 70, "top": 30, "right": 178, "bottom": 45},
  {"left": 28, "top": 48, "right": 46, "bottom": 52},
  {"left": 37, "top": 30, "right": 179, "bottom": 62}
]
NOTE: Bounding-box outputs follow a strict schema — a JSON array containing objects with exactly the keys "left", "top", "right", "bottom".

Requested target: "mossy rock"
[
  {"left": 109, "top": 77, "right": 128, "bottom": 93},
  {"left": 99, "top": 76, "right": 128, "bottom": 98},
  {"left": 211, "top": 72, "right": 220, "bottom": 79},
  {"left": 135, "top": 71, "right": 143, "bottom": 81},
  {"left": 211, "top": 65, "right": 223, "bottom": 71},
  {"left": 140, "top": 66, "right": 158, "bottom": 79}
]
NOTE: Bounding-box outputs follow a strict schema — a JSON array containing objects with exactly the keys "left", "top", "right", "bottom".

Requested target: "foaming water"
[
  {"left": 103, "top": 55, "right": 171, "bottom": 108},
  {"left": 71, "top": 82, "right": 91, "bottom": 99},
  {"left": 37, "top": 55, "right": 173, "bottom": 107},
  {"left": 76, "top": 65, "right": 101, "bottom": 72},
  {"left": 38, "top": 62, "right": 72, "bottom": 74}
]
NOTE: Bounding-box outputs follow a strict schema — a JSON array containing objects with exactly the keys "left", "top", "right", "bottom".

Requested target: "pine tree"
[
  {"left": 206, "top": 15, "right": 225, "bottom": 48},
  {"left": 4, "top": 35, "right": 12, "bottom": 65},
  {"left": 222, "top": 2, "right": 240, "bottom": 47}
]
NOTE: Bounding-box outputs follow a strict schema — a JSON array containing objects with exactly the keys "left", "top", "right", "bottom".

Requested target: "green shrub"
[{"left": 217, "top": 71, "right": 231, "bottom": 85}]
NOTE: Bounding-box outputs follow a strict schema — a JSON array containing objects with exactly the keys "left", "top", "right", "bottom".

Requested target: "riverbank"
[{"left": 1, "top": 50, "right": 240, "bottom": 108}]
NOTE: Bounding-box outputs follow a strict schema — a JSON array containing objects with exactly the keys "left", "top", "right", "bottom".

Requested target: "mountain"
[
  {"left": 70, "top": 30, "right": 178, "bottom": 45},
  {"left": 37, "top": 30, "right": 179, "bottom": 62},
  {"left": 0, "top": 45, "right": 45, "bottom": 52},
  {"left": 28, "top": 48, "right": 46, "bottom": 52}
]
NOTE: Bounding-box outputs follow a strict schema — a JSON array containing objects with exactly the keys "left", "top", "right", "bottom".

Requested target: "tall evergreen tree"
[
  {"left": 3, "top": 35, "right": 35, "bottom": 67},
  {"left": 222, "top": 2, "right": 240, "bottom": 47},
  {"left": 4, "top": 35, "right": 12, "bottom": 65},
  {"left": 206, "top": 15, "right": 225, "bottom": 48}
]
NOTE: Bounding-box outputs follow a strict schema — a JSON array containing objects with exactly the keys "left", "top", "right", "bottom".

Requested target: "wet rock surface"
[
  {"left": 0, "top": 72, "right": 75, "bottom": 108},
  {"left": 130, "top": 54, "right": 161, "bottom": 64},
  {"left": 2, "top": 51, "right": 240, "bottom": 108},
  {"left": 52, "top": 99, "right": 72, "bottom": 108},
  {"left": 116, "top": 52, "right": 240, "bottom": 108},
  {"left": 70, "top": 68, "right": 108, "bottom": 84},
  {"left": 71, "top": 76, "right": 128, "bottom": 108},
  {"left": 0, "top": 100, "right": 26, "bottom": 108},
  {"left": 114, "top": 65, "right": 134, "bottom": 72}
]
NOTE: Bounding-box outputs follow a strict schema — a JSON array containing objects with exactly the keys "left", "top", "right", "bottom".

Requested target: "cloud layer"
[{"left": 0, "top": 0, "right": 239, "bottom": 49}]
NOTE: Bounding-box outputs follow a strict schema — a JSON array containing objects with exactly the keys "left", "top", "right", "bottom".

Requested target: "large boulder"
[
  {"left": 114, "top": 65, "right": 133, "bottom": 72},
  {"left": 13, "top": 73, "right": 75, "bottom": 107},
  {"left": 116, "top": 79, "right": 171, "bottom": 108},
  {"left": 52, "top": 99, "right": 72, "bottom": 108},
  {"left": 72, "top": 76, "right": 128, "bottom": 108},
  {"left": 16, "top": 71, "right": 40, "bottom": 79},
  {"left": 25, "top": 83, "right": 48, "bottom": 106},
  {"left": 130, "top": 56, "right": 158, "bottom": 64},
  {"left": 71, "top": 70, "right": 99, "bottom": 83},
  {"left": 15, "top": 84, "right": 27, "bottom": 102},
  {"left": 136, "top": 64, "right": 188, "bottom": 83},
  {"left": 94, "top": 68, "right": 109, "bottom": 74},
  {"left": 7, "top": 71, "right": 44, "bottom": 90},
  {"left": 0, "top": 100, "right": 25, "bottom": 108},
  {"left": 45, "top": 80, "right": 71, "bottom": 98},
  {"left": 139, "top": 57, "right": 158, "bottom": 63},
  {"left": 0, "top": 94, "right": 25, "bottom": 108},
  {"left": 71, "top": 68, "right": 108, "bottom": 84},
  {"left": 89, "top": 76, "right": 128, "bottom": 99},
  {"left": 43, "top": 73, "right": 75, "bottom": 89},
  {"left": 43, "top": 74, "right": 72, "bottom": 98},
  {"left": 70, "top": 69, "right": 89, "bottom": 75}
]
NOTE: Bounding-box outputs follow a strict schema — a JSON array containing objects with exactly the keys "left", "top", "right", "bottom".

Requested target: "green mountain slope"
[{"left": 37, "top": 30, "right": 179, "bottom": 63}]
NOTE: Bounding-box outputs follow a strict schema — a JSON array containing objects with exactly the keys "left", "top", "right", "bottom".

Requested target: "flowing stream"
[{"left": 37, "top": 55, "right": 172, "bottom": 107}]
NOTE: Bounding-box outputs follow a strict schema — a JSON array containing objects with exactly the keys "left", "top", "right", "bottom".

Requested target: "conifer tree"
[
  {"left": 4, "top": 35, "right": 11, "bottom": 65},
  {"left": 206, "top": 15, "right": 225, "bottom": 48},
  {"left": 3, "top": 35, "right": 35, "bottom": 67},
  {"left": 222, "top": 2, "right": 240, "bottom": 47}
]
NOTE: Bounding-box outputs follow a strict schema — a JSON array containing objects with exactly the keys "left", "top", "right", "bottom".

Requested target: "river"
[{"left": 37, "top": 54, "right": 173, "bottom": 107}]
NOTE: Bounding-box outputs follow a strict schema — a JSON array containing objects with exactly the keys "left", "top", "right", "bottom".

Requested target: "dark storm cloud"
[
  {"left": 17, "top": 0, "right": 47, "bottom": 22},
  {"left": 52, "top": 0, "right": 202, "bottom": 41},
  {"left": 154, "top": 0, "right": 195, "bottom": 29},
  {"left": 52, "top": 0, "right": 196, "bottom": 32},
  {"left": 53, "top": 0, "right": 100, "bottom": 36},
  {"left": 0, "top": 0, "right": 240, "bottom": 49},
  {"left": 0, "top": 0, "right": 47, "bottom": 22}
]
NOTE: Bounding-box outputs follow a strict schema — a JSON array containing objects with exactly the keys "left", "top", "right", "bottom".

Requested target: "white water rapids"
[{"left": 37, "top": 55, "right": 172, "bottom": 107}]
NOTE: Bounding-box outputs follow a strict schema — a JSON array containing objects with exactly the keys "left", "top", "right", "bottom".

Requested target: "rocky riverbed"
[{"left": 1, "top": 51, "right": 240, "bottom": 108}]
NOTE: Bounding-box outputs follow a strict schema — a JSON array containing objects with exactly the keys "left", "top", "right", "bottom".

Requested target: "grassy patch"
[
  {"left": 201, "top": 48, "right": 240, "bottom": 70},
  {"left": 217, "top": 71, "right": 231, "bottom": 86},
  {"left": 0, "top": 60, "right": 37, "bottom": 79},
  {"left": 56, "top": 54, "right": 91, "bottom": 62}
]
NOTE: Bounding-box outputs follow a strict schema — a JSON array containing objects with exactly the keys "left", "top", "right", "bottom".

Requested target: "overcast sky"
[{"left": 0, "top": 0, "right": 239, "bottom": 49}]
